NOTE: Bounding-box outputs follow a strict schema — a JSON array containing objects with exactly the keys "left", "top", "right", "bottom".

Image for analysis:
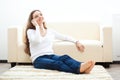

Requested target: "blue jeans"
[{"left": 33, "top": 54, "right": 81, "bottom": 74}]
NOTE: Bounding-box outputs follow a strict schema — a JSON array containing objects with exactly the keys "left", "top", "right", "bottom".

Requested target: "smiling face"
[{"left": 32, "top": 11, "right": 44, "bottom": 25}]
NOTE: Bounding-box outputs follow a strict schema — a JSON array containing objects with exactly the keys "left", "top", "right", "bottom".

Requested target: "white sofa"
[{"left": 8, "top": 22, "right": 113, "bottom": 67}]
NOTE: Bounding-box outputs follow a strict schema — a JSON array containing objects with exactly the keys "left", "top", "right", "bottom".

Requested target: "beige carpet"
[{"left": 0, "top": 65, "right": 113, "bottom": 80}]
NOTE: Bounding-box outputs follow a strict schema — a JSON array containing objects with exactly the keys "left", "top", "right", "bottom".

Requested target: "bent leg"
[{"left": 33, "top": 56, "right": 75, "bottom": 73}]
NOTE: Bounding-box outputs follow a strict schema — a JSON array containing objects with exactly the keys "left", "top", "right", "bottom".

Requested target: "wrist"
[
  {"left": 75, "top": 40, "right": 79, "bottom": 43},
  {"left": 76, "top": 40, "right": 83, "bottom": 46}
]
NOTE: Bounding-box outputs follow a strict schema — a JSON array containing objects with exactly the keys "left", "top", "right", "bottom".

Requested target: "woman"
[{"left": 24, "top": 10, "right": 95, "bottom": 74}]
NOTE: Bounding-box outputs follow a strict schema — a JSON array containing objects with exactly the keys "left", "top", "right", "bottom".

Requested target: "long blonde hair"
[{"left": 24, "top": 10, "right": 47, "bottom": 56}]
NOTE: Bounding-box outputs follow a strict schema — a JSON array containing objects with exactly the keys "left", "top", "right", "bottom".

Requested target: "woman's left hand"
[{"left": 75, "top": 41, "right": 85, "bottom": 53}]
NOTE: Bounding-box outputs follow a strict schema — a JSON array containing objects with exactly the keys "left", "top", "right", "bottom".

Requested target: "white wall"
[{"left": 0, "top": 0, "right": 120, "bottom": 60}]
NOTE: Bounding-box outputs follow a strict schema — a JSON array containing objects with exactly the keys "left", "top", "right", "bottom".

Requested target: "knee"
[
  {"left": 60, "top": 55, "right": 71, "bottom": 60},
  {"left": 62, "top": 54, "right": 70, "bottom": 57}
]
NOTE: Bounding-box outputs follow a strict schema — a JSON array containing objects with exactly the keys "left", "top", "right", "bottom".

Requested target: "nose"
[{"left": 37, "top": 15, "right": 43, "bottom": 19}]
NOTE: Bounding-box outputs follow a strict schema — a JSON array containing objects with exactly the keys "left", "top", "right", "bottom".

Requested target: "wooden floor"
[
  {"left": 0, "top": 63, "right": 120, "bottom": 80},
  {"left": 106, "top": 64, "right": 120, "bottom": 80}
]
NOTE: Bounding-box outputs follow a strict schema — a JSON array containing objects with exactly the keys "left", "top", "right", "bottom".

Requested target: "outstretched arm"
[{"left": 53, "top": 30, "right": 85, "bottom": 52}]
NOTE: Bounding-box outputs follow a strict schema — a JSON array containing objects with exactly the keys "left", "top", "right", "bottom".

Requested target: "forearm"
[
  {"left": 34, "top": 26, "right": 44, "bottom": 42},
  {"left": 64, "top": 35, "right": 77, "bottom": 43},
  {"left": 53, "top": 30, "right": 77, "bottom": 43}
]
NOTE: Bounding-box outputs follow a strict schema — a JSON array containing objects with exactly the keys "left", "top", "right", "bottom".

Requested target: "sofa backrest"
[
  {"left": 9, "top": 22, "right": 100, "bottom": 48},
  {"left": 47, "top": 22, "right": 100, "bottom": 40}
]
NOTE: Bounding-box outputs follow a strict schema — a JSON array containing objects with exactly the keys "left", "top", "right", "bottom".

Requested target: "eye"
[
  {"left": 34, "top": 15, "right": 39, "bottom": 18},
  {"left": 40, "top": 13, "right": 42, "bottom": 16}
]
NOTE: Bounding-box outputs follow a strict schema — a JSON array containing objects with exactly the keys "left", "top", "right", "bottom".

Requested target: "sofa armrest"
[
  {"left": 102, "top": 27, "right": 113, "bottom": 62},
  {"left": 8, "top": 28, "right": 18, "bottom": 62}
]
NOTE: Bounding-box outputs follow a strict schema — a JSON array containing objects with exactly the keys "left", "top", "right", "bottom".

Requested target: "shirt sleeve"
[
  {"left": 52, "top": 29, "right": 77, "bottom": 43},
  {"left": 27, "top": 26, "right": 44, "bottom": 43}
]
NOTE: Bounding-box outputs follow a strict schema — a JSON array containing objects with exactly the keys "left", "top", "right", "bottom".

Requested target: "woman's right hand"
[
  {"left": 31, "top": 19, "right": 39, "bottom": 26},
  {"left": 31, "top": 19, "right": 45, "bottom": 31}
]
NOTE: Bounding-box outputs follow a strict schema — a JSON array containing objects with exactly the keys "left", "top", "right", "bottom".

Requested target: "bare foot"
[
  {"left": 84, "top": 61, "right": 95, "bottom": 74},
  {"left": 80, "top": 60, "right": 93, "bottom": 73}
]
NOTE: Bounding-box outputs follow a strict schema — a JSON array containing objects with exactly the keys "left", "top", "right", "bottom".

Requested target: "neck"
[{"left": 38, "top": 23, "right": 43, "bottom": 27}]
